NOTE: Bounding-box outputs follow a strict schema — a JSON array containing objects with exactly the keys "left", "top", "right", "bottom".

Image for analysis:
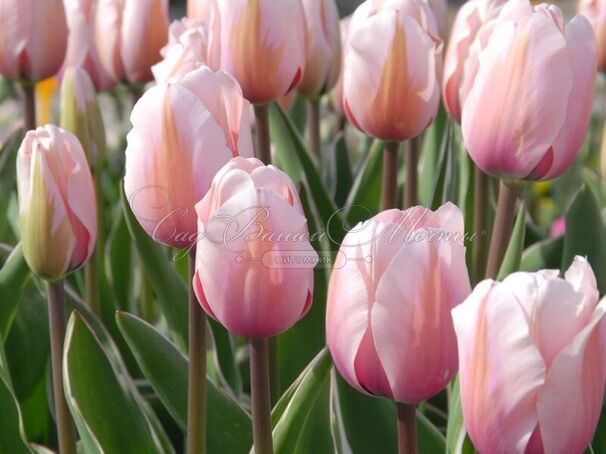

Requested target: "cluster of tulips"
[{"left": 1, "top": 0, "right": 606, "bottom": 453}]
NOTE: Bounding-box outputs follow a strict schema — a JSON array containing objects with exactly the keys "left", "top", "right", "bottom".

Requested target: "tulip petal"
[{"left": 452, "top": 280, "right": 545, "bottom": 454}]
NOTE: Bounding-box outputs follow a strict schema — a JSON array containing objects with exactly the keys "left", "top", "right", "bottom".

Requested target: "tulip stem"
[
  {"left": 307, "top": 99, "right": 321, "bottom": 158},
  {"left": 485, "top": 181, "right": 521, "bottom": 279},
  {"left": 254, "top": 104, "right": 272, "bottom": 164},
  {"left": 381, "top": 141, "right": 400, "bottom": 210},
  {"left": 47, "top": 280, "right": 77, "bottom": 454},
  {"left": 249, "top": 337, "right": 273, "bottom": 454},
  {"left": 472, "top": 166, "right": 490, "bottom": 284},
  {"left": 404, "top": 138, "right": 418, "bottom": 208},
  {"left": 187, "top": 246, "right": 207, "bottom": 454},
  {"left": 396, "top": 403, "right": 417, "bottom": 454},
  {"left": 21, "top": 82, "right": 36, "bottom": 131}
]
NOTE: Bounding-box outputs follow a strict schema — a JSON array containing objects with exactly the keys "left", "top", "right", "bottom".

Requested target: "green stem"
[
  {"left": 47, "top": 280, "right": 77, "bottom": 454},
  {"left": 404, "top": 138, "right": 418, "bottom": 208},
  {"left": 485, "top": 181, "right": 521, "bottom": 279},
  {"left": 397, "top": 402, "right": 417, "bottom": 454},
  {"left": 250, "top": 337, "right": 273, "bottom": 454},
  {"left": 254, "top": 104, "right": 271, "bottom": 164},
  {"left": 22, "top": 82, "right": 36, "bottom": 130},
  {"left": 472, "top": 166, "right": 490, "bottom": 284},
  {"left": 307, "top": 99, "right": 321, "bottom": 158},
  {"left": 381, "top": 141, "right": 400, "bottom": 210},
  {"left": 187, "top": 246, "right": 207, "bottom": 454}
]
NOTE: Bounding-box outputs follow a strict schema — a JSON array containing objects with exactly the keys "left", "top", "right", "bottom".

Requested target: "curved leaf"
[
  {"left": 497, "top": 204, "right": 527, "bottom": 280},
  {"left": 0, "top": 245, "right": 30, "bottom": 339}
]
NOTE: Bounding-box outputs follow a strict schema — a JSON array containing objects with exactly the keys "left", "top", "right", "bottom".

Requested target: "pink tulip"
[
  {"left": 299, "top": 0, "right": 342, "bottom": 97},
  {"left": 60, "top": 0, "right": 116, "bottom": 91},
  {"left": 124, "top": 66, "right": 254, "bottom": 248},
  {"left": 187, "top": 0, "right": 211, "bottom": 23},
  {"left": 442, "top": 0, "right": 507, "bottom": 123},
  {"left": 461, "top": 0, "right": 597, "bottom": 181},
  {"left": 17, "top": 125, "right": 97, "bottom": 280},
  {"left": 331, "top": 15, "right": 352, "bottom": 115},
  {"left": 0, "top": 0, "right": 68, "bottom": 81},
  {"left": 207, "top": 0, "right": 307, "bottom": 104},
  {"left": 343, "top": 0, "right": 443, "bottom": 141},
  {"left": 152, "top": 18, "right": 208, "bottom": 83},
  {"left": 95, "top": 0, "right": 169, "bottom": 84},
  {"left": 424, "top": 0, "right": 449, "bottom": 37},
  {"left": 193, "top": 157, "right": 316, "bottom": 338},
  {"left": 579, "top": 0, "right": 606, "bottom": 71},
  {"left": 326, "top": 203, "right": 471, "bottom": 403},
  {"left": 549, "top": 216, "right": 566, "bottom": 238},
  {"left": 452, "top": 257, "right": 606, "bottom": 454}
]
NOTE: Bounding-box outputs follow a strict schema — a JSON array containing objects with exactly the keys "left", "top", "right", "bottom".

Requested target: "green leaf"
[
  {"left": 519, "top": 236, "right": 564, "bottom": 272},
  {"left": 562, "top": 185, "right": 606, "bottom": 291},
  {"left": 497, "top": 204, "right": 527, "bottom": 280},
  {"left": 272, "top": 349, "right": 332, "bottom": 454},
  {"left": 115, "top": 311, "right": 252, "bottom": 454},
  {"left": 327, "top": 133, "right": 354, "bottom": 207},
  {"left": 0, "top": 245, "right": 30, "bottom": 339},
  {"left": 344, "top": 139, "right": 383, "bottom": 226},
  {"left": 430, "top": 121, "right": 456, "bottom": 210},
  {"left": 64, "top": 311, "right": 173, "bottom": 454},
  {"left": 0, "top": 338, "right": 32, "bottom": 454},
  {"left": 105, "top": 207, "right": 133, "bottom": 309},
  {"left": 207, "top": 319, "right": 243, "bottom": 396},
  {"left": 419, "top": 107, "right": 448, "bottom": 206},
  {"left": 120, "top": 186, "right": 188, "bottom": 350},
  {"left": 445, "top": 376, "right": 474, "bottom": 454}
]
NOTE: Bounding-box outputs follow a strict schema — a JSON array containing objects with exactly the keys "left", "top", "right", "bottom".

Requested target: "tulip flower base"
[{"left": 307, "top": 99, "right": 321, "bottom": 158}]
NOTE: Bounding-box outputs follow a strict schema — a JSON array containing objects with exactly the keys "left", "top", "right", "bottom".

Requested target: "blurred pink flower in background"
[
  {"left": 453, "top": 256, "right": 606, "bottom": 454},
  {"left": 342, "top": 0, "right": 443, "bottom": 141},
  {"left": 193, "top": 157, "right": 316, "bottom": 338},
  {"left": 549, "top": 216, "right": 566, "bottom": 238},
  {"left": 124, "top": 66, "right": 253, "bottom": 248},
  {"left": 207, "top": 0, "right": 307, "bottom": 104},
  {"left": 0, "top": 0, "right": 68, "bottom": 81},
  {"left": 17, "top": 125, "right": 97, "bottom": 280},
  {"left": 579, "top": 0, "right": 606, "bottom": 71},
  {"left": 326, "top": 203, "right": 471, "bottom": 403},
  {"left": 461, "top": 0, "right": 597, "bottom": 181},
  {"left": 331, "top": 15, "right": 352, "bottom": 115}
]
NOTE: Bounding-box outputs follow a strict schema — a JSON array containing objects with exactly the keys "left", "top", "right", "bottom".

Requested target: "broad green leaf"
[
  {"left": 562, "top": 185, "right": 606, "bottom": 291},
  {"left": 0, "top": 245, "right": 30, "bottom": 339},
  {"left": 519, "top": 236, "right": 564, "bottom": 272},
  {"left": 0, "top": 337, "right": 31, "bottom": 454},
  {"left": 497, "top": 205, "right": 527, "bottom": 280},
  {"left": 288, "top": 94, "right": 307, "bottom": 135},
  {"left": 116, "top": 311, "right": 252, "bottom": 454},
  {"left": 64, "top": 312, "right": 173, "bottom": 454},
  {"left": 105, "top": 207, "right": 133, "bottom": 310},
  {"left": 272, "top": 349, "right": 332, "bottom": 454},
  {"left": 120, "top": 186, "right": 188, "bottom": 350},
  {"left": 344, "top": 139, "right": 383, "bottom": 226}
]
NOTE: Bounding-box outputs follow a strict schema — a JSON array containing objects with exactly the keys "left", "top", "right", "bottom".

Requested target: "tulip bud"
[
  {"left": 60, "top": 66, "right": 106, "bottom": 169},
  {"left": 461, "top": 0, "right": 597, "bottom": 181},
  {"left": 95, "top": 0, "right": 169, "bottom": 84},
  {"left": 207, "top": 0, "right": 307, "bottom": 104},
  {"left": 60, "top": 0, "right": 116, "bottom": 92},
  {"left": 152, "top": 19, "right": 208, "bottom": 83},
  {"left": 442, "top": 0, "right": 507, "bottom": 123},
  {"left": 0, "top": 0, "right": 68, "bottom": 82},
  {"left": 326, "top": 203, "right": 471, "bottom": 403},
  {"left": 298, "top": 0, "right": 342, "bottom": 97},
  {"left": 188, "top": 0, "right": 211, "bottom": 23},
  {"left": 17, "top": 125, "right": 97, "bottom": 281},
  {"left": 331, "top": 16, "right": 352, "bottom": 115},
  {"left": 579, "top": 0, "right": 606, "bottom": 71},
  {"left": 124, "top": 66, "right": 254, "bottom": 249},
  {"left": 343, "top": 0, "right": 443, "bottom": 141},
  {"left": 193, "top": 157, "right": 316, "bottom": 338},
  {"left": 452, "top": 257, "right": 606, "bottom": 454}
]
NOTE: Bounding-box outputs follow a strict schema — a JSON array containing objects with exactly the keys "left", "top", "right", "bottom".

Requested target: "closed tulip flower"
[
  {"left": 343, "top": 0, "right": 443, "bottom": 141},
  {"left": 442, "top": 0, "right": 506, "bottom": 123},
  {"left": 0, "top": 0, "right": 68, "bottom": 81},
  {"left": 95, "top": 0, "right": 169, "bottom": 84},
  {"left": 331, "top": 15, "right": 352, "bottom": 115},
  {"left": 326, "top": 203, "right": 471, "bottom": 403},
  {"left": 207, "top": 0, "right": 307, "bottom": 104},
  {"left": 452, "top": 257, "right": 606, "bottom": 454},
  {"left": 17, "top": 125, "right": 97, "bottom": 280},
  {"left": 461, "top": 0, "right": 597, "bottom": 181},
  {"left": 193, "top": 157, "right": 316, "bottom": 338},
  {"left": 299, "top": 0, "right": 342, "bottom": 97},
  {"left": 579, "top": 0, "right": 606, "bottom": 71},
  {"left": 424, "top": 0, "right": 448, "bottom": 37},
  {"left": 124, "top": 66, "right": 253, "bottom": 249},
  {"left": 152, "top": 18, "right": 208, "bottom": 83},
  {"left": 60, "top": 0, "right": 115, "bottom": 91}
]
